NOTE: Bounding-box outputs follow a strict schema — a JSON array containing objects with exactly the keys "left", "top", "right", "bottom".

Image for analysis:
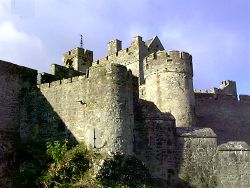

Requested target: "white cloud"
[
  {"left": 0, "top": 21, "right": 45, "bottom": 70},
  {"left": 0, "top": 0, "right": 11, "bottom": 22}
]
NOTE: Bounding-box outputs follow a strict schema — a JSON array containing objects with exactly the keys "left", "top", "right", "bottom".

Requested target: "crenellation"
[
  {"left": 239, "top": 95, "right": 250, "bottom": 103},
  {"left": 195, "top": 80, "right": 238, "bottom": 96},
  {"left": 220, "top": 80, "right": 237, "bottom": 95},
  {"left": 168, "top": 50, "right": 192, "bottom": 61},
  {"left": 144, "top": 50, "right": 193, "bottom": 80},
  {"left": 37, "top": 74, "right": 88, "bottom": 89}
]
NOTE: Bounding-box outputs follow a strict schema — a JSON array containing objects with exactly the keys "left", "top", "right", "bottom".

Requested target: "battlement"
[
  {"left": 92, "top": 47, "right": 132, "bottom": 66},
  {"left": 38, "top": 63, "right": 130, "bottom": 89},
  {"left": 63, "top": 47, "right": 93, "bottom": 59},
  {"left": 144, "top": 50, "right": 192, "bottom": 62},
  {"left": 92, "top": 36, "right": 153, "bottom": 66},
  {"left": 220, "top": 80, "right": 237, "bottom": 95},
  {"left": 145, "top": 50, "right": 168, "bottom": 61},
  {"left": 144, "top": 50, "right": 193, "bottom": 78},
  {"left": 195, "top": 80, "right": 238, "bottom": 96},
  {"left": 168, "top": 50, "right": 192, "bottom": 61},
  {"left": 38, "top": 74, "right": 87, "bottom": 89},
  {"left": 239, "top": 95, "right": 250, "bottom": 103}
]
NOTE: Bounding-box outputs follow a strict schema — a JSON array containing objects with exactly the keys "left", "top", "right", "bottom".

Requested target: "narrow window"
[
  {"left": 133, "top": 135, "right": 136, "bottom": 152},
  {"left": 149, "top": 136, "right": 152, "bottom": 146},
  {"left": 93, "top": 128, "right": 96, "bottom": 148}
]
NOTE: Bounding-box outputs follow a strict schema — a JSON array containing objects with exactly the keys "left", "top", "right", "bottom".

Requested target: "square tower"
[
  {"left": 63, "top": 47, "right": 93, "bottom": 73},
  {"left": 107, "top": 39, "right": 122, "bottom": 55}
]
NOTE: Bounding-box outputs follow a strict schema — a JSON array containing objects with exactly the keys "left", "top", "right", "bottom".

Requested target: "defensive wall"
[
  {"left": 133, "top": 98, "right": 176, "bottom": 183},
  {"left": 195, "top": 82, "right": 250, "bottom": 145},
  {"left": 214, "top": 142, "right": 250, "bottom": 188},
  {"left": 0, "top": 60, "right": 37, "bottom": 187},
  {"left": 21, "top": 63, "right": 134, "bottom": 155}
]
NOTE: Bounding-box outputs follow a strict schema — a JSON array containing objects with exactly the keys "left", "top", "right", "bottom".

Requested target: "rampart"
[
  {"left": 195, "top": 82, "right": 250, "bottom": 145},
  {"left": 133, "top": 99, "right": 176, "bottom": 181},
  {"left": 194, "top": 80, "right": 237, "bottom": 96},
  {"left": 175, "top": 127, "right": 217, "bottom": 187},
  {"left": 39, "top": 64, "right": 85, "bottom": 83},
  {"left": 0, "top": 60, "right": 37, "bottom": 187},
  {"left": 21, "top": 63, "right": 134, "bottom": 155},
  {"left": 63, "top": 47, "right": 93, "bottom": 61},
  {"left": 214, "top": 142, "right": 250, "bottom": 188}
]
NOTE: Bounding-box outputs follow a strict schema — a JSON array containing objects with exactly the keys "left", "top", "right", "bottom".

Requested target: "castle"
[{"left": 0, "top": 36, "right": 250, "bottom": 187}]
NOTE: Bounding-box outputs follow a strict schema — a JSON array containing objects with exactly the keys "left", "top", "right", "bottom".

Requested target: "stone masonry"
[{"left": 0, "top": 36, "right": 250, "bottom": 187}]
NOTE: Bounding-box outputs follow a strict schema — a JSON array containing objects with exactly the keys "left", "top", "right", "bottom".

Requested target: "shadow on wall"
[
  {"left": 195, "top": 93, "right": 250, "bottom": 145},
  {"left": 20, "top": 87, "right": 78, "bottom": 144},
  {"left": 133, "top": 98, "right": 194, "bottom": 187},
  {"left": 175, "top": 127, "right": 218, "bottom": 188}
]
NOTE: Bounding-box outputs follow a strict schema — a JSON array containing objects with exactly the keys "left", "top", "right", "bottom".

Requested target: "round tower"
[
  {"left": 85, "top": 64, "right": 134, "bottom": 155},
  {"left": 142, "top": 50, "right": 195, "bottom": 127}
]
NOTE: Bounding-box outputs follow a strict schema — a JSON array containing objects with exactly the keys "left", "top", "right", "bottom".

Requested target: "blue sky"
[{"left": 0, "top": 0, "right": 250, "bottom": 94}]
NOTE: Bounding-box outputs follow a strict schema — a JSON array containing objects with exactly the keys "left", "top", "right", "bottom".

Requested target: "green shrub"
[
  {"left": 46, "top": 140, "right": 68, "bottom": 162},
  {"left": 39, "top": 143, "right": 90, "bottom": 187},
  {"left": 97, "top": 153, "right": 154, "bottom": 187}
]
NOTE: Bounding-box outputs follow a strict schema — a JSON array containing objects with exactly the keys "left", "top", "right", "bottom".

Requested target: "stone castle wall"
[
  {"left": 175, "top": 128, "right": 217, "bottom": 187},
  {"left": 21, "top": 64, "right": 134, "bottom": 155},
  {"left": 92, "top": 36, "right": 164, "bottom": 84},
  {"left": 92, "top": 36, "right": 149, "bottom": 84},
  {"left": 140, "top": 50, "right": 195, "bottom": 127},
  {"left": 214, "top": 142, "right": 250, "bottom": 188},
  {"left": 195, "top": 92, "right": 250, "bottom": 145},
  {"left": 133, "top": 99, "right": 176, "bottom": 182},
  {"left": 0, "top": 60, "right": 37, "bottom": 187}
]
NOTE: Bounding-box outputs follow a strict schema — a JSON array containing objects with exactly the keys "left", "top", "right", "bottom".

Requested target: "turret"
[
  {"left": 220, "top": 80, "right": 237, "bottom": 96},
  {"left": 63, "top": 47, "right": 93, "bottom": 73},
  {"left": 141, "top": 50, "right": 195, "bottom": 127},
  {"left": 107, "top": 39, "right": 122, "bottom": 55}
]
